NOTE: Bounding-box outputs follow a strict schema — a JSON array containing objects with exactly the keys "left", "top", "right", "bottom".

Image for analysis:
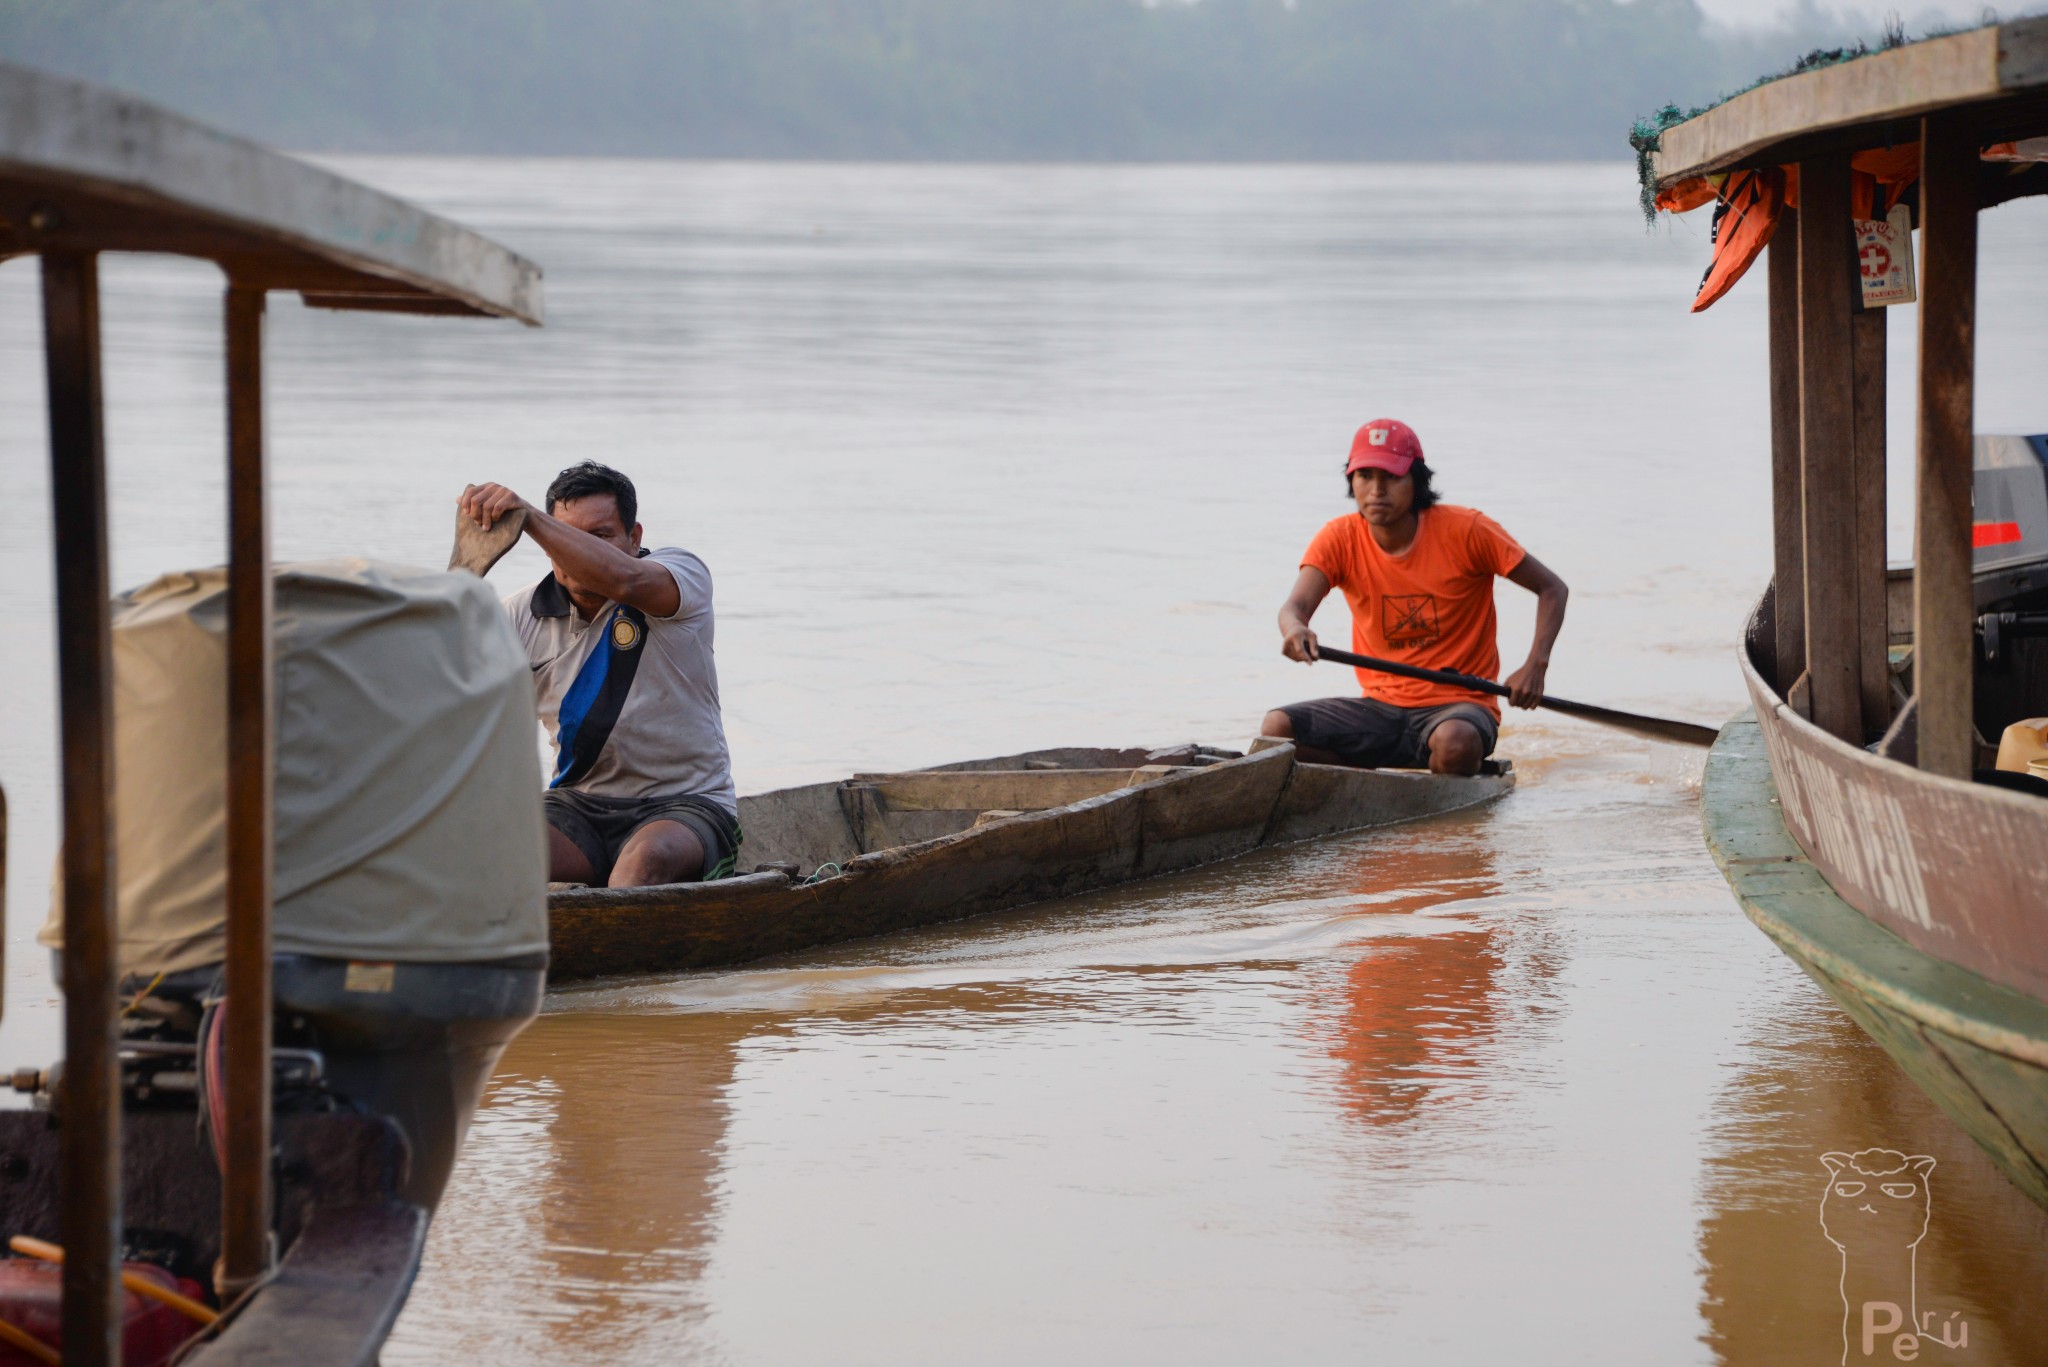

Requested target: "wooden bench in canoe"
[{"left": 547, "top": 741, "right": 1513, "bottom": 981}]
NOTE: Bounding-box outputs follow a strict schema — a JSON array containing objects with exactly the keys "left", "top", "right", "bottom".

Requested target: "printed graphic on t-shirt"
[{"left": 1382, "top": 593, "right": 1440, "bottom": 647}]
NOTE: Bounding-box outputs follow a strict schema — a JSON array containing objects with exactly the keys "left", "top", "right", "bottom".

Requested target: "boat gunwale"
[{"left": 1736, "top": 599, "right": 2047, "bottom": 819}]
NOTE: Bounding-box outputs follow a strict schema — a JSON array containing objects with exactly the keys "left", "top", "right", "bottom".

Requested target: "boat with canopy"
[
  {"left": 1637, "top": 18, "right": 2048, "bottom": 1207},
  {"left": 1, "top": 61, "right": 544, "bottom": 1364}
]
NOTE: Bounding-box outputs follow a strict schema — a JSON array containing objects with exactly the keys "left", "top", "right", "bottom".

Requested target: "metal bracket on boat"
[
  {"left": 1977, "top": 610, "right": 2048, "bottom": 668},
  {"left": 7, "top": 1043, "right": 328, "bottom": 1111}
]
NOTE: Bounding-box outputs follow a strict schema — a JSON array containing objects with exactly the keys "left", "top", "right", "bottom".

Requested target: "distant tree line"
[{"left": 0, "top": 0, "right": 1885, "bottom": 159}]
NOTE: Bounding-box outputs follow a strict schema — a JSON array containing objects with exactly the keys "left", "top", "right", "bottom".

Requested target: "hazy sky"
[{"left": 1697, "top": 0, "right": 2018, "bottom": 26}]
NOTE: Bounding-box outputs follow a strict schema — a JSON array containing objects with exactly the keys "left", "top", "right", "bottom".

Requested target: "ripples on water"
[{"left": 2, "top": 162, "right": 2046, "bottom": 1363}]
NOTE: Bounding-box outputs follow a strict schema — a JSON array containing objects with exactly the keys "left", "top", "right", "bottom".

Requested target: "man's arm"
[
  {"left": 459, "top": 483, "right": 681, "bottom": 618},
  {"left": 1278, "top": 566, "right": 1333, "bottom": 663},
  {"left": 1502, "top": 553, "right": 1568, "bottom": 708}
]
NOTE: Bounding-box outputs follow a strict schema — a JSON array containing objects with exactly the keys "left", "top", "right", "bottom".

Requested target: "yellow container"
[{"left": 1997, "top": 718, "right": 2048, "bottom": 774}]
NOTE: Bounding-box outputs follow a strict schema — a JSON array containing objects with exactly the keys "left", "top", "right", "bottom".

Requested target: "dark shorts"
[
  {"left": 543, "top": 789, "right": 741, "bottom": 885},
  {"left": 1277, "top": 695, "right": 1498, "bottom": 770}
]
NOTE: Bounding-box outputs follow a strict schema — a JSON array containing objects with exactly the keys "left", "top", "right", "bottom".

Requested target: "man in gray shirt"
[{"left": 459, "top": 461, "right": 739, "bottom": 887}]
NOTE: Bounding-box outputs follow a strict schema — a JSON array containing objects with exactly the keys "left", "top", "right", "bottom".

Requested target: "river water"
[{"left": 2, "top": 161, "right": 2046, "bottom": 1363}]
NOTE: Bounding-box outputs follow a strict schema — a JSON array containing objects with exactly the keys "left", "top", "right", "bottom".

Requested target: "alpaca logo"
[{"left": 1818, "top": 1149, "right": 1970, "bottom": 1361}]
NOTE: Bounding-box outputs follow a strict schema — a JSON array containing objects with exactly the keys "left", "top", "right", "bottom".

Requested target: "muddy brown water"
[{"left": 2, "top": 162, "right": 2045, "bottom": 1363}]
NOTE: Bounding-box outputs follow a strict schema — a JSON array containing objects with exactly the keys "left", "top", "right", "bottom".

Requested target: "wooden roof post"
[
  {"left": 1912, "top": 112, "right": 1980, "bottom": 780},
  {"left": 220, "top": 281, "right": 276, "bottom": 1295},
  {"left": 1852, "top": 304, "right": 1889, "bottom": 736},
  {"left": 1767, "top": 207, "right": 1805, "bottom": 691},
  {"left": 1797, "top": 153, "right": 1863, "bottom": 743},
  {"left": 43, "top": 249, "right": 122, "bottom": 1367}
]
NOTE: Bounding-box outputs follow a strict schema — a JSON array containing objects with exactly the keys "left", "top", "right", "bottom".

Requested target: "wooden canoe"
[{"left": 547, "top": 741, "right": 1514, "bottom": 981}]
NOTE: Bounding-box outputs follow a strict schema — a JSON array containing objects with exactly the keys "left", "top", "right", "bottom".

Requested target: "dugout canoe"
[
  {"left": 1645, "top": 19, "right": 2048, "bottom": 1209},
  {"left": 546, "top": 741, "right": 1513, "bottom": 981}
]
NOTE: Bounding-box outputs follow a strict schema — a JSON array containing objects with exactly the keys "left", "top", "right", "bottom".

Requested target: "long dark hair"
[{"left": 1347, "top": 463, "right": 1439, "bottom": 511}]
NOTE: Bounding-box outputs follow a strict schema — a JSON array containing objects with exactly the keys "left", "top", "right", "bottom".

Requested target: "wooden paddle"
[
  {"left": 1312, "top": 645, "right": 1718, "bottom": 748},
  {"left": 449, "top": 502, "right": 526, "bottom": 577}
]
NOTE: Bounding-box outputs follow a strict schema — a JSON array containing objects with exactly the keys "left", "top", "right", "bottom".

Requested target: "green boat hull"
[{"left": 1704, "top": 711, "right": 2048, "bottom": 1208}]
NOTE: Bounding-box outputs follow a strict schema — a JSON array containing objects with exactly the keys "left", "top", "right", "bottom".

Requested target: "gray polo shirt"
[{"left": 503, "top": 546, "right": 736, "bottom": 815}]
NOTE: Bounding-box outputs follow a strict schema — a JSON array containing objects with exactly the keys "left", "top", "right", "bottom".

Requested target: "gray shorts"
[
  {"left": 544, "top": 789, "right": 741, "bottom": 885},
  {"left": 1277, "top": 695, "right": 1498, "bottom": 769}
]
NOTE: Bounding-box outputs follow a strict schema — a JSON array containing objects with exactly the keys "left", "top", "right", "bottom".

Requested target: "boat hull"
[
  {"left": 547, "top": 742, "right": 1513, "bottom": 981},
  {"left": 1737, "top": 618, "right": 2048, "bottom": 1004},
  {"left": 1705, "top": 711, "right": 2048, "bottom": 1208}
]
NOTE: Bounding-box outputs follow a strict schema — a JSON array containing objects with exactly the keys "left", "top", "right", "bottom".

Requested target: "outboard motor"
[
  {"left": 1972, "top": 436, "right": 2048, "bottom": 756},
  {"left": 41, "top": 559, "right": 549, "bottom": 1210}
]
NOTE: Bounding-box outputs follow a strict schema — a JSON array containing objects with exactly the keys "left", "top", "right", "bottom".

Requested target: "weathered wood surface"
[
  {"left": 221, "top": 282, "right": 274, "bottom": 1294},
  {"left": 1704, "top": 709, "right": 2048, "bottom": 1207},
  {"left": 0, "top": 62, "right": 541, "bottom": 322},
  {"left": 1851, "top": 306, "right": 1890, "bottom": 736},
  {"left": 548, "top": 745, "right": 1514, "bottom": 982},
  {"left": 42, "top": 248, "right": 121, "bottom": 1367},
  {"left": 0, "top": 1110, "right": 426, "bottom": 1366},
  {"left": 1767, "top": 210, "right": 1804, "bottom": 689},
  {"left": 1913, "top": 112, "right": 1982, "bottom": 781},
  {"left": 1737, "top": 595, "right": 2048, "bottom": 1002},
  {"left": 1797, "top": 154, "right": 1864, "bottom": 744},
  {"left": 851, "top": 767, "right": 1162, "bottom": 813},
  {"left": 1651, "top": 16, "right": 2048, "bottom": 186}
]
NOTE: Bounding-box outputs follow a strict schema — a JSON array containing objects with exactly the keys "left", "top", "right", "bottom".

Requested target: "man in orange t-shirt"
[{"left": 1260, "top": 418, "right": 1568, "bottom": 775}]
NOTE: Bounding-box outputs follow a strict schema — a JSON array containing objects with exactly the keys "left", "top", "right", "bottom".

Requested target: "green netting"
[{"left": 1629, "top": 16, "right": 1958, "bottom": 225}]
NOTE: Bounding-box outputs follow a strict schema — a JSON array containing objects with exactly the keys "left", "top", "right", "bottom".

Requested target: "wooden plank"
[
  {"left": 0, "top": 63, "right": 541, "bottom": 323},
  {"left": 1262, "top": 761, "right": 1511, "bottom": 846},
  {"left": 1797, "top": 155, "right": 1864, "bottom": 744},
  {"left": 201, "top": 1204, "right": 427, "bottom": 1367},
  {"left": 1651, "top": 19, "right": 2048, "bottom": 186},
  {"left": 41, "top": 248, "right": 121, "bottom": 1367},
  {"left": 220, "top": 283, "right": 275, "bottom": 1294},
  {"left": 851, "top": 768, "right": 1152, "bottom": 813},
  {"left": 1768, "top": 209, "right": 1805, "bottom": 689},
  {"left": 1851, "top": 306, "right": 1890, "bottom": 736},
  {"left": 1914, "top": 112, "right": 1981, "bottom": 781}
]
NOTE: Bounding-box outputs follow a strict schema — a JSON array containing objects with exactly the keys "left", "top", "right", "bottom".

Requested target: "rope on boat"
[{"left": 801, "top": 862, "right": 842, "bottom": 886}]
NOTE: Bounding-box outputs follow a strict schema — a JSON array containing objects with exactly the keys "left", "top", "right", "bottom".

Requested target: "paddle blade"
[
  {"left": 1537, "top": 697, "right": 1718, "bottom": 748},
  {"left": 450, "top": 505, "right": 526, "bottom": 577}
]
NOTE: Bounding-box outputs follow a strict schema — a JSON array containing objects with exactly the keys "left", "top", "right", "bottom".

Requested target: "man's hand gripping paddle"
[
  {"left": 1313, "top": 645, "right": 1717, "bottom": 748},
  {"left": 449, "top": 500, "right": 526, "bottom": 577}
]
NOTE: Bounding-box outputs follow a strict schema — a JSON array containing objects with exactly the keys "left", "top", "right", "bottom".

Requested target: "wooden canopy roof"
[
  {"left": 1651, "top": 17, "right": 2048, "bottom": 190},
  {"left": 0, "top": 62, "right": 541, "bottom": 323}
]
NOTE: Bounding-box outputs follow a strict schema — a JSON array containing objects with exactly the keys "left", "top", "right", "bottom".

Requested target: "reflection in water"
[
  {"left": 1318, "top": 841, "right": 1504, "bottom": 1128},
  {"left": 391, "top": 1012, "right": 753, "bottom": 1361},
  {"left": 1697, "top": 994, "right": 2048, "bottom": 1363}
]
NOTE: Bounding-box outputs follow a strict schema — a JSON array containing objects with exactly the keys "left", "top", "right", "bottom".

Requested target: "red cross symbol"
[{"left": 1860, "top": 240, "right": 1892, "bottom": 280}]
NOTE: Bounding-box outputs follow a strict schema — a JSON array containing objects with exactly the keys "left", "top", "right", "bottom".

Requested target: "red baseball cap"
[{"left": 1345, "top": 419, "right": 1424, "bottom": 477}]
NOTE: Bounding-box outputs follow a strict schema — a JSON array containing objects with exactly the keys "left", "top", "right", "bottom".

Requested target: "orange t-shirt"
[{"left": 1300, "top": 504, "right": 1526, "bottom": 718}]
